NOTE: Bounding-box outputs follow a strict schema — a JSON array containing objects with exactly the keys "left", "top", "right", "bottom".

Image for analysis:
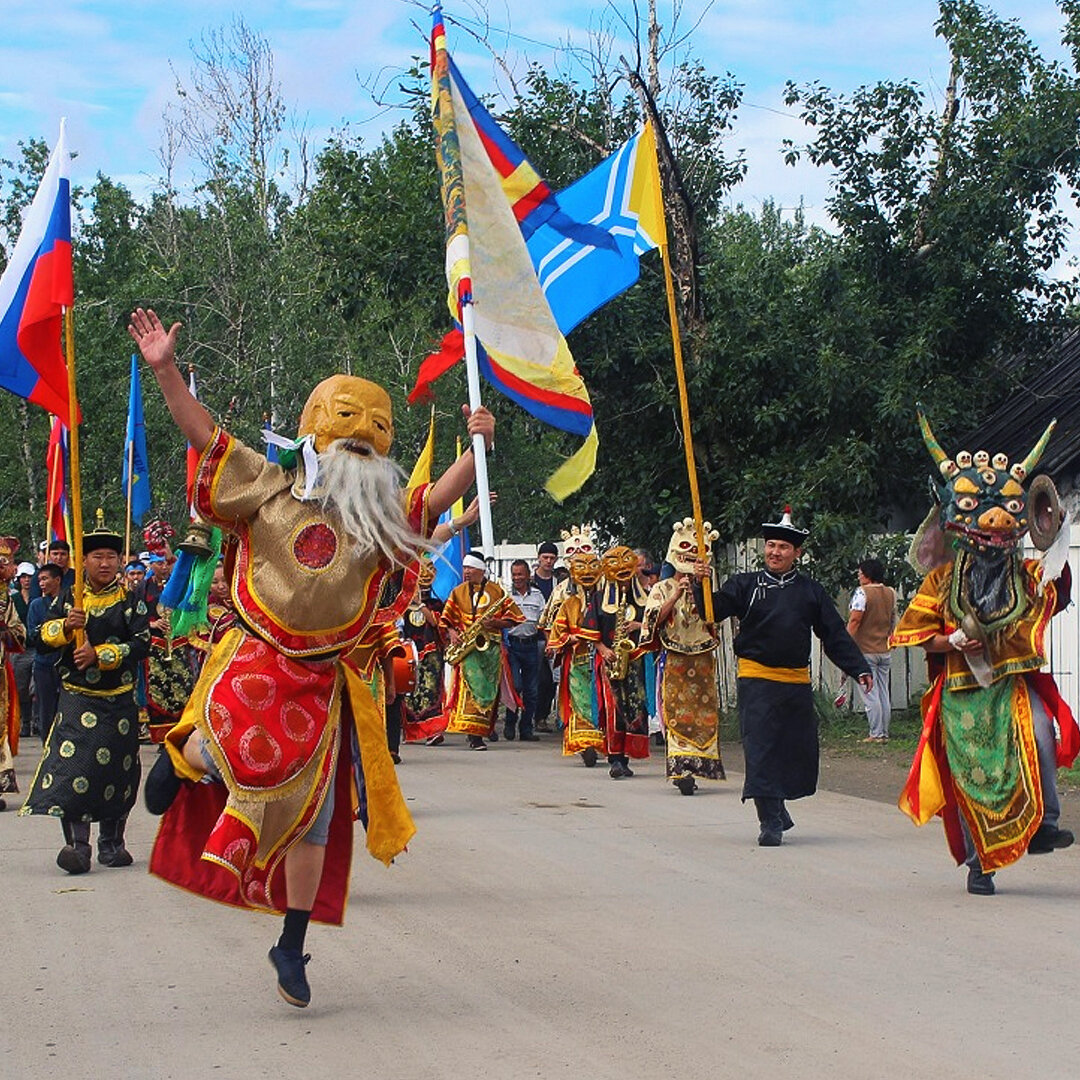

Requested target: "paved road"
[{"left": 4, "top": 735, "right": 1079, "bottom": 1079}]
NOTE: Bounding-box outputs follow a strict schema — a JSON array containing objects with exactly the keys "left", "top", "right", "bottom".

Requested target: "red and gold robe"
[
  {"left": 892, "top": 558, "right": 1079, "bottom": 871},
  {"left": 150, "top": 428, "right": 428, "bottom": 925}
]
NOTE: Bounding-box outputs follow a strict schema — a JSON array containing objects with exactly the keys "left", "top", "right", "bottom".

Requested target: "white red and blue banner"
[
  {"left": 0, "top": 120, "right": 75, "bottom": 418},
  {"left": 526, "top": 123, "right": 666, "bottom": 335}
]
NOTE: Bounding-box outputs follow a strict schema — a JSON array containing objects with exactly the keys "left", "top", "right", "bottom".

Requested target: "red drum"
[{"left": 392, "top": 640, "right": 419, "bottom": 695}]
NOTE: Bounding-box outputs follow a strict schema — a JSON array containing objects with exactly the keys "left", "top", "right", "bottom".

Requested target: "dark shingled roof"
[{"left": 961, "top": 327, "right": 1080, "bottom": 480}]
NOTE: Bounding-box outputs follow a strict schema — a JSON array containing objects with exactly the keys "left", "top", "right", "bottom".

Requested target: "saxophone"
[
  {"left": 444, "top": 593, "right": 492, "bottom": 667},
  {"left": 608, "top": 587, "right": 634, "bottom": 681}
]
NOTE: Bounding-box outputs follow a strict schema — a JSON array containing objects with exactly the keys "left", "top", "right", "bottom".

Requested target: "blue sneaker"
[{"left": 268, "top": 945, "right": 311, "bottom": 1007}]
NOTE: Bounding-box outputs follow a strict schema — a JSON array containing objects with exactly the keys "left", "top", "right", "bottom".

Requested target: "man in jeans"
[
  {"left": 846, "top": 558, "right": 896, "bottom": 742},
  {"left": 531, "top": 542, "right": 558, "bottom": 731},
  {"left": 504, "top": 559, "right": 546, "bottom": 741}
]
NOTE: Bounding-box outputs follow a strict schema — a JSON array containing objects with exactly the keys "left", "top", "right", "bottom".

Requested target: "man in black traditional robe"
[
  {"left": 702, "top": 509, "right": 872, "bottom": 845},
  {"left": 20, "top": 519, "right": 150, "bottom": 872}
]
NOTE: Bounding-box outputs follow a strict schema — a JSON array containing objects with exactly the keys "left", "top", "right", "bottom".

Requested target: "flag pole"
[
  {"left": 657, "top": 228, "right": 714, "bottom": 623},
  {"left": 124, "top": 436, "right": 134, "bottom": 561},
  {"left": 44, "top": 425, "right": 61, "bottom": 544},
  {"left": 62, "top": 307, "right": 84, "bottom": 637},
  {"left": 460, "top": 296, "right": 495, "bottom": 558}
]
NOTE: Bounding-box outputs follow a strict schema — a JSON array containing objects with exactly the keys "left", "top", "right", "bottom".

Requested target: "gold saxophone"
[
  {"left": 445, "top": 605, "right": 492, "bottom": 667},
  {"left": 608, "top": 590, "right": 634, "bottom": 681},
  {"left": 160, "top": 606, "right": 174, "bottom": 660}
]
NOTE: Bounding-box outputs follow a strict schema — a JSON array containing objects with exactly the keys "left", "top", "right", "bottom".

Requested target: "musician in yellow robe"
[{"left": 441, "top": 553, "right": 523, "bottom": 750}]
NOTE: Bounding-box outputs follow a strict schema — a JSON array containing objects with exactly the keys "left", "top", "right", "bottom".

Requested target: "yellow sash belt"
[{"left": 737, "top": 658, "right": 811, "bottom": 684}]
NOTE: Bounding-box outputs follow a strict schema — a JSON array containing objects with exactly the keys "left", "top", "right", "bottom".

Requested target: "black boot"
[
  {"left": 145, "top": 743, "right": 183, "bottom": 815},
  {"left": 754, "top": 797, "right": 784, "bottom": 846},
  {"left": 57, "top": 819, "right": 92, "bottom": 874},
  {"left": 98, "top": 815, "right": 134, "bottom": 867}
]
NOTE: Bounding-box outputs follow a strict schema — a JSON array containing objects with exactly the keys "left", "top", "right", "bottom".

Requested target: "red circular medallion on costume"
[{"left": 293, "top": 522, "right": 338, "bottom": 570}]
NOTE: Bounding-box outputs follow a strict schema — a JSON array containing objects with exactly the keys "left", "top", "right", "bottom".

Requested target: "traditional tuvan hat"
[
  {"left": 761, "top": 506, "right": 809, "bottom": 547},
  {"left": 83, "top": 509, "right": 123, "bottom": 555}
]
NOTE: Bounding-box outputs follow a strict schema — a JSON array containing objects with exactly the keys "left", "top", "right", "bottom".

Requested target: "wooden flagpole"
[
  {"left": 124, "top": 436, "right": 134, "bottom": 561},
  {"left": 640, "top": 117, "right": 714, "bottom": 622},
  {"left": 62, "top": 307, "right": 84, "bottom": 639},
  {"left": 44, "top": 424, "right": 61, "bottom": 545},
  {"left": 657, "top": 240, "right": 714, "bottom": 622}
]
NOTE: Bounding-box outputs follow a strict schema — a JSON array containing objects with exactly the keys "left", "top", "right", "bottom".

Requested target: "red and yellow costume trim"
[
  {"left": 893, "top": 559, "right": 1079, "bottom": 871},
  {"left": 150, "top": 628, "right": 415, "bottom": 924}
]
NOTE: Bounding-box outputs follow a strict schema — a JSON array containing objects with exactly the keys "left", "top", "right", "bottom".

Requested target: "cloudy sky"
[{"left": 1, "top": 0, "right": 1074, "bottom": 227}]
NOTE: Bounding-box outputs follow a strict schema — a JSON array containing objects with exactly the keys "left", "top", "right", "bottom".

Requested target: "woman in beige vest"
[{"left": 846, "top": 558, "right": 897, "bottom": 742}]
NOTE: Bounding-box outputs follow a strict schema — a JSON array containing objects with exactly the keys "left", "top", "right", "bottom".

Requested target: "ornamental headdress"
[
  {"left": 761, "top": 506, "right": 809, "bottom": 547},
  {"left": 665, "top": 518, "right": 719, "bottom": 574},
  {"left": 910, "top": 409, "right": 1065, "bottom": 578},
  {"left": 560, "top": 523, "right": 595, "bottom": 559}
]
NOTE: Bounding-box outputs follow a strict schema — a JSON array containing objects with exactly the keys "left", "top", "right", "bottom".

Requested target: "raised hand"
[{"left": 128, "top": 308, "right": 183, "bottom": 372}]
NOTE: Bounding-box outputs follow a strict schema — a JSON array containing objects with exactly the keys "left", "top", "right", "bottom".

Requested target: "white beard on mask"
[{"left": 312, "top": 439, "right": 431, "bottom": 566}]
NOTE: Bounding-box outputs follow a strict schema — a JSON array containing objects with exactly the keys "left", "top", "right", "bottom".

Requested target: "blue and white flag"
[
  {"left": 123, "top": 353, "right": 152, "bottom": 523},
  {"left": 526, "top": 126, "right": 665, "bottom": 335}
]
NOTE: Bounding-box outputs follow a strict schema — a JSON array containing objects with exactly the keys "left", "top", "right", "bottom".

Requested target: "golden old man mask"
[{"left": 298, "top": 375, "right": 394, "bottom": 456}]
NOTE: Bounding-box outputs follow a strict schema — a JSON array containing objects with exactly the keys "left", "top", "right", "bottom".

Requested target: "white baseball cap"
[{"left": 17, "top": 562, "right": 36, "bottom": 576}]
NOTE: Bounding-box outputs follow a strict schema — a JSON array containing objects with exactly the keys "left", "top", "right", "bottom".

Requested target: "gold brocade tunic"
[
  {"left": 890, "top": 558, "right": 1057, "bottom": 690},
  {"left": 640, "top": 577, "right": 717, "bottom": 656},
  {"left": 891, "top": 557, "right": 1063, "bottom": 871},
  {"left": 195, "top": 427, "right": 430, "bottom": 656},
  {"left": 547, "top": 589, "right": 606, "bottom": 756},
  {"left": 440, "top": 580, "right": 523, "bottom": 735},
  {"left": 639, "top": 577, "right": 724, "bottom": 781}
]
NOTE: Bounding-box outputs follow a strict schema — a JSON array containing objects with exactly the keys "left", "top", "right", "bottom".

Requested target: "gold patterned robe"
[
  {"left": 640, "top": 577, "right": 724, "bottom": 781},
  {"left": 149, "top": 428, "right": 425, "bottom": 924},
  {"left": 891, "top": 557, "right": 1078, "bottom": 871}
]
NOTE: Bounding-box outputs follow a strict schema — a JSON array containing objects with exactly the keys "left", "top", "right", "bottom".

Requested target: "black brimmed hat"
[
  {"left": 83, "top": 509, "right": 123, "bottom": 555},
  {"left": 761, "top": 506, "right": 809, "bottom": 546}
]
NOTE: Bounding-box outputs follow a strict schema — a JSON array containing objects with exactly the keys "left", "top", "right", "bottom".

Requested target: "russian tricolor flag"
[{"left": 0, "top": 120, "right": 74, "bottom": 419}]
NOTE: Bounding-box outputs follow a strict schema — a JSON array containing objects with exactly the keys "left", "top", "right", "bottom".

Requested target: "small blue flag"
[{"left": 123, "top": 354, "right": 152, "bottom": 523}]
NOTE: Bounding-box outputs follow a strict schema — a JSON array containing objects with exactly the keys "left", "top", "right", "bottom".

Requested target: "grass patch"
[
  {"left": 719, "top": 694, "right": 922, "bottom": 756},
  {"left": 813, "top": 692, "right": 923, "bottom": 754}
]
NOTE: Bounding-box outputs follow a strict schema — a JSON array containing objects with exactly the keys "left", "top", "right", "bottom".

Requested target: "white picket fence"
[{"left": 488, "top": 530, "right": 1080, "bottom": 720}]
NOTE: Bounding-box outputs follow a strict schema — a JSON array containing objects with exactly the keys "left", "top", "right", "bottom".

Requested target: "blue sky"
[{"left": 1, "top": 0, "right": 1074, "bottom": 229}]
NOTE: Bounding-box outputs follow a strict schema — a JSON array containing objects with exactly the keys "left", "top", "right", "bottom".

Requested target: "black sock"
[{"left": 278, "top": 908, "right": 311, "bottom": 953}]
